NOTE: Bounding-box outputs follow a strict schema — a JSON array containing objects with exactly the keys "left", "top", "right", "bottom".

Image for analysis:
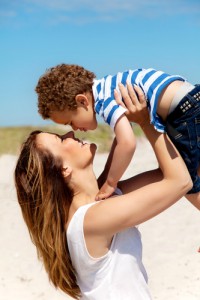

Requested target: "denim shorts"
[{"left": 166, "top": 84, "right": 200, "bottom": 194}]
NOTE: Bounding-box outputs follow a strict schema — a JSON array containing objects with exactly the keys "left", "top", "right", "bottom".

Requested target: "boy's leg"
[
  {"left": 166, "top": 85, "right": 200, "bottom": 210},
  {"left": 185, "top": 166, "right": 200, "bottom": 210}
]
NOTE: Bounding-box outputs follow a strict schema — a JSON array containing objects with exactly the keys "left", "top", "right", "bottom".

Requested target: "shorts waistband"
[
  {"left": 167, "top": 85, "right": 200, "bottom": 120},
  {"left": 168, "top": 82, "right": 195, "bottom": 115}
]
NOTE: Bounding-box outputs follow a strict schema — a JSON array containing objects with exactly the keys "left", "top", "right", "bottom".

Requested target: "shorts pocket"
[{"left": 170, "top": 121, "right": 195, "bottom": 150}]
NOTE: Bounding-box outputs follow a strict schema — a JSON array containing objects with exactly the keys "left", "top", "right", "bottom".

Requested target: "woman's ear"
[
  {"left": 75, "top": 94, "right": 89, "bottom": 107},
  {"left": 62, "top": 166, "right": 72, "bottom": 178}
]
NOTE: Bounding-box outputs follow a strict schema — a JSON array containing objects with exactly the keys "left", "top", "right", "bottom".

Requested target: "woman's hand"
[{"left": 114, "top": 83, "right": 150, "bottom": 127}]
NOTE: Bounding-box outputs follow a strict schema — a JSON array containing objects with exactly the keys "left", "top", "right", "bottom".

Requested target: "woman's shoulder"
[{"left": 67, "top": 202, "right": 96, "bottom": 236}]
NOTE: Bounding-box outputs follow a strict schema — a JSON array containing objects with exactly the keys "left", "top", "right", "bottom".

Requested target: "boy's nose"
[
  {"left": 66, "top": 131, "right": 75, "bottom": 138},
  {"left": 61, "top": 131, "right": 74, "bottom": 139},
  {"left": 71, "top": 124, "right": 78, "bottom": 131}
]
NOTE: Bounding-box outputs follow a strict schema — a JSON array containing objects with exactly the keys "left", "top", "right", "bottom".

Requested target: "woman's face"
[{"left": 36, "top": 131, "right": 97, "bottom": 170}]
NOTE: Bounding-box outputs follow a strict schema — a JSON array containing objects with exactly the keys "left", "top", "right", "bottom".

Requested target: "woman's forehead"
[{"left": 36, "top": 132, "right": 57, "bottom": 147}]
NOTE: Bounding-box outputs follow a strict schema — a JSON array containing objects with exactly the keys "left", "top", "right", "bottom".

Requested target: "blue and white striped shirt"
[{"left": 92, "top": 68, "right": 186, "bottom": 132}]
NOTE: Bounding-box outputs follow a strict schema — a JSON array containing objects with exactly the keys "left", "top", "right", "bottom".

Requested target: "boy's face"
[{"left": 50, "top": 95, "right": 97, "bottom": 131}]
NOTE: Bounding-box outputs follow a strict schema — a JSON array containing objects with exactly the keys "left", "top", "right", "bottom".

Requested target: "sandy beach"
[{"left": 0, "top": 137, "right": 199, "bottom": 300}]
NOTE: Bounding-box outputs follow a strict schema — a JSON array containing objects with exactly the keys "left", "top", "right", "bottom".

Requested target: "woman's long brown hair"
[{"left": 14, "top": 131, "right": 81, "bottom": 299}]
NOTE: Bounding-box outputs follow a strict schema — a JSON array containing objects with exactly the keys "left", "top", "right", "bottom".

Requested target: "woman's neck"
[
  {"left": 70, "top": 167, "right": 99, "bottom": 208},
  {"left": 65, "top": 167, "right": 99, "bottom": 229}
]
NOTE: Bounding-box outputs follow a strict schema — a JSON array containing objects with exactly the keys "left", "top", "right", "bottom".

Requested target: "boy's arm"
[
  {"left": 97, "top": 137, "right": 117, "bottom": 189},
  {"left": 96, "top": 115, "right": 136, "bottom": 200},
  {"left": 97, "top": 84, "right": 147, "bottom": 189}
]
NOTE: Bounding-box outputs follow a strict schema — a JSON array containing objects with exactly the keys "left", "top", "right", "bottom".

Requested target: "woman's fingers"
[
  {"left": 118, "top": 83, "right": 147, "bottom": 109},
  {"left": 118, "top": 83, "right": 136, "bottom": 111},
  {"left": 126, "top": 83, "right": 140, "bottom": 106},
  {"left": 114, "top": 89, "right": 126, "bottom": 108},
  {"left": 114, "top": 82, "right": 148, "bottom": 124},
  {"left": 116, "top": 82, "right": 149, "bottom": 124},
  {"left": 133, "top": 85, "right": 147, "bottom": 105},
  {"left": 126, "top": 83, "right": 147, "bottom": 108}
]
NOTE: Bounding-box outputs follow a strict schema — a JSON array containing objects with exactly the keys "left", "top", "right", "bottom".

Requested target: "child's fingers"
[
  {"left": 95, "top": 188, "right": 114, "bottom": 201},
  {"left": 95, "top": 192, "right": 108, "bottom": 201}
]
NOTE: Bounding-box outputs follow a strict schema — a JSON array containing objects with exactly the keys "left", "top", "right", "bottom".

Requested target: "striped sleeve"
[
  {"left": 93, "top": 75, "right": 127, "bottom": 129},
  {"left": 93, "top": 68, "right": 186, "bottom": 132}
]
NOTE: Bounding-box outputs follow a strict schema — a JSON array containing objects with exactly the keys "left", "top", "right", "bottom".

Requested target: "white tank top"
[{"left": 67, "top": 203, "right": 152, "bottom": 300}]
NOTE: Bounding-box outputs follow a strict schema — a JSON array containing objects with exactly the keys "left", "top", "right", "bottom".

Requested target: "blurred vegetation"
[{"left": 0, "top": 123, "right": 143, "bottom": 156}]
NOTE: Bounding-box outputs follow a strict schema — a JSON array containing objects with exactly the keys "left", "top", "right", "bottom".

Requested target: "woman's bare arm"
[{"left": 85, "top": 84, "right": 192, "bottom": 244}]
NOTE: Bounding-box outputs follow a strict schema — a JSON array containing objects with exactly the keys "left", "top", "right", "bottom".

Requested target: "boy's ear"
[
  {"left": 62, "top": 166, "right": 72, "bottom": 178},
  {"left": 75, "top": 94, "right": 89, "bottom": 107}
]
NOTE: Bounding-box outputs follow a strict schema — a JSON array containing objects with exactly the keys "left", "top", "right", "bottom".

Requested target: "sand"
[{"left": 0, "top": 137, "right": 199, "bottom": 300}]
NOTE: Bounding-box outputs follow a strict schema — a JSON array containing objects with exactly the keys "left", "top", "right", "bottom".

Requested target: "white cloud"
[
  {"left": 24, "top": 0, "right": 200, "bottom": 14},
  {"left": 1, "top": 0, "right": 200, "bottom": 25}
]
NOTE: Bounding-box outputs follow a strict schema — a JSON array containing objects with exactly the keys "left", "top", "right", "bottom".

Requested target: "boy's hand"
[
  {"left": 95, "top": 181, "right": 117, "bottom": 201},
  {"left": 114, "top": 83, "right": 149, "bottom": 126}
]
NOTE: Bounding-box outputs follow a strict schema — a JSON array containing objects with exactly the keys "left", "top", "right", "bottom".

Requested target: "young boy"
[{"left": 36, "top": 64, "right": 200, "bottom": 208}]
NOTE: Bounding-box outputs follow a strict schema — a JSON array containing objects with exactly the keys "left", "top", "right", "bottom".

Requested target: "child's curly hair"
[{"left": 36, "top": 64, "right": 96, "bottom": 119}]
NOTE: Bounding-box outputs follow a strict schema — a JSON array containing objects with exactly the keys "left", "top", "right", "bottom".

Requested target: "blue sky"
[{"left": 0, "top": 0, "right": 200, "bottom": 126}]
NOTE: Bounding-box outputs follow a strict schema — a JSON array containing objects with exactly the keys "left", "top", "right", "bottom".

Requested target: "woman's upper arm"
[
  {"left": 85, "top": 179, "right": 181, "bottom": 238},
  {"left": 118, "top": 168, "right": 163, "bottom": 194}
]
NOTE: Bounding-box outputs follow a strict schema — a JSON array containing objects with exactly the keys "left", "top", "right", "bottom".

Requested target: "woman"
[{"left": 14, "top": 85, "right": 192, "bottom": 299}]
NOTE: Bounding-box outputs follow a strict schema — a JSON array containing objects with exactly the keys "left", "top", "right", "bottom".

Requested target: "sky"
[{"left": 0, "top": 0, "right": 200, "bottom": 126}]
